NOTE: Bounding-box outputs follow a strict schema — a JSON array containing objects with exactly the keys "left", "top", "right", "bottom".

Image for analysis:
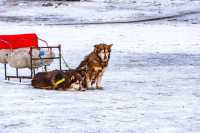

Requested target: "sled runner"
[{"left": 0, "top": 33, "right": 63, "bottom": 82}]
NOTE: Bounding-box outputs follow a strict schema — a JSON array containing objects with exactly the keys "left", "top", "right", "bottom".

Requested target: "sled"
[{"left": 0, "top": 33, "right": 63, "bottom": 82}]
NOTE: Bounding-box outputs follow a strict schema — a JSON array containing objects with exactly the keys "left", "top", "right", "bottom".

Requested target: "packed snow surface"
[{"left": 0, "top": 23, "right": 200, "bottom": 133}]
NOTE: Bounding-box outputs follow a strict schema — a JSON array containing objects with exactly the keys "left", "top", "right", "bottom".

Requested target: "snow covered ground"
[
  {"left": 0, "top": 0, "right": 200, "bottom": 133},
  {"left": 0, "top": 22, "right": 200, "bottom": 133}
]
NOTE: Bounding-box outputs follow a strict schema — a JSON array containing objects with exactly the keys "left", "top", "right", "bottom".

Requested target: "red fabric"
[{"left": 0, "top": 33, "right": 38, "bottom": 49}]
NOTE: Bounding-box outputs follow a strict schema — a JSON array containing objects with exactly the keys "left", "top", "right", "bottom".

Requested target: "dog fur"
[
  {"left": 31, "top": 69, "right": 86, "bottom": 91},
  {"left": 77, "top": 43, "right": 112, "bottom": 89},
  {"left": 31, "top": 70, "right": 65, "bottom": 90},
  {"left": 63, "top": 69, "right": 86, "bottom": 91}
]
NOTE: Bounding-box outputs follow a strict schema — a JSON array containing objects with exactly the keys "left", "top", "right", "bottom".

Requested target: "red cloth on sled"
[{"left": 0, "top": 33, "right": 38, "bottom": 49}]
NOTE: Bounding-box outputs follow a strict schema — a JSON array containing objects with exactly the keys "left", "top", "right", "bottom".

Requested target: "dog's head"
[
  {"left": 94, "top": 43, "right": 113, "bottom": 62},
  {"left": 31, "top": 72, "right": 50, "bottom": 87}
]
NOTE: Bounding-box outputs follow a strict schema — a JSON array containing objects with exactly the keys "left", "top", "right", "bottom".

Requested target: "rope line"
[{"left": 61, "top": 53, "right": 70, "bottom": 69}]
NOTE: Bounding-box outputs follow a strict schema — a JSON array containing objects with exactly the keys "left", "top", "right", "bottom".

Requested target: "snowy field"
[{"left": 0, "top": 0, "right": 200, "bottom": 133}]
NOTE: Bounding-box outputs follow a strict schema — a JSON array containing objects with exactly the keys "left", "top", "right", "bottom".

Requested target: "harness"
[{"left": 52, "top": 78, "right": 65, "bottom": 88}]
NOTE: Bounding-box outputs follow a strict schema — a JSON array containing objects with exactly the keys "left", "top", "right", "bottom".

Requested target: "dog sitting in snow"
[
  {"left": 31, "top": 69, "right": 86, "bottom": 91},
  {"left": 77, "top": 43, "right": 113, "bottom": 89}
]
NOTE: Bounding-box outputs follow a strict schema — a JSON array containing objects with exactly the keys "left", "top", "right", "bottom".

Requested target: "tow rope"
[{"left": 61, "top": 53, "right": 70, "bottom": 69}]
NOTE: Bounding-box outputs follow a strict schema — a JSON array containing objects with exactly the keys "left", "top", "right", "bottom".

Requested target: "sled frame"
[{"left": 4, "top": 45, "right": 62, "bottom": 82}]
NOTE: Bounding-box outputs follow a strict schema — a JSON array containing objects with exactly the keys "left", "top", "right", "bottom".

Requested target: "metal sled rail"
[{"left": 4, "top": 45, "right": 62, "bottom": 82}]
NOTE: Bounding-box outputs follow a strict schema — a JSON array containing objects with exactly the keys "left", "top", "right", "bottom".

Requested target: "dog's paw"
[
  {"left": 96, "top": 86, "right": 104, "bottom": 90},
  {"left": 79, "top": 88, "right": 86, "bottom": 91},
  {"left": 87, "top": 87, "right": 96, "bottom": 90}
]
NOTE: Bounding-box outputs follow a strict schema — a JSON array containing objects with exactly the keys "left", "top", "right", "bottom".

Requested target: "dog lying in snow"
[
  {"left": 77, "top": 43, "right": 112, "bottom": 89},
  {"left": 31, "top": 69, "right": 86, "bottom": 91},
  {"left": 31, "top": 70, "right": 65, "bottom": 90}
]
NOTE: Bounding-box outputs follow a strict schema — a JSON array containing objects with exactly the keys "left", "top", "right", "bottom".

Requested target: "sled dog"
[{"left": 77, "top": 43, "right": 112, "bottom": 89}]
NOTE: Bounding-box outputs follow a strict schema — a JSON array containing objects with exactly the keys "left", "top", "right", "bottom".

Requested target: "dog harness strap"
[{"left": 53, "top": 78, "right": 65, "bottom": 88}]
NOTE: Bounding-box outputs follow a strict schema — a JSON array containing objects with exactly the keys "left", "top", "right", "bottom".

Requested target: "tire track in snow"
[{"left": 49, "top": 10, "right": 200, "bottom": 25}]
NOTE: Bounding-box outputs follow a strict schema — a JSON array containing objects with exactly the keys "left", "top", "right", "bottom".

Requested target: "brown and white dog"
[
  {"left": 31, "top": 70, "right": 65, "bottom": 90},
  {"left": 77, "top": 43, "right": 113, "bottom": 89},
  {"left": 31, "top": 69, "right": 86, "bottom": 91}
]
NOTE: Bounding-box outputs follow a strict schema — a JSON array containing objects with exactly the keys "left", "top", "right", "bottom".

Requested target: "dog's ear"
[
  {"left": 94, "top": 44, "right": 99, "bottom": 52},
  {"left": 109, "top": 44, "right": 113, "bottom": 48},
  {"left": 94, "top": 44, "right": 99, "bottom": 49}
]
